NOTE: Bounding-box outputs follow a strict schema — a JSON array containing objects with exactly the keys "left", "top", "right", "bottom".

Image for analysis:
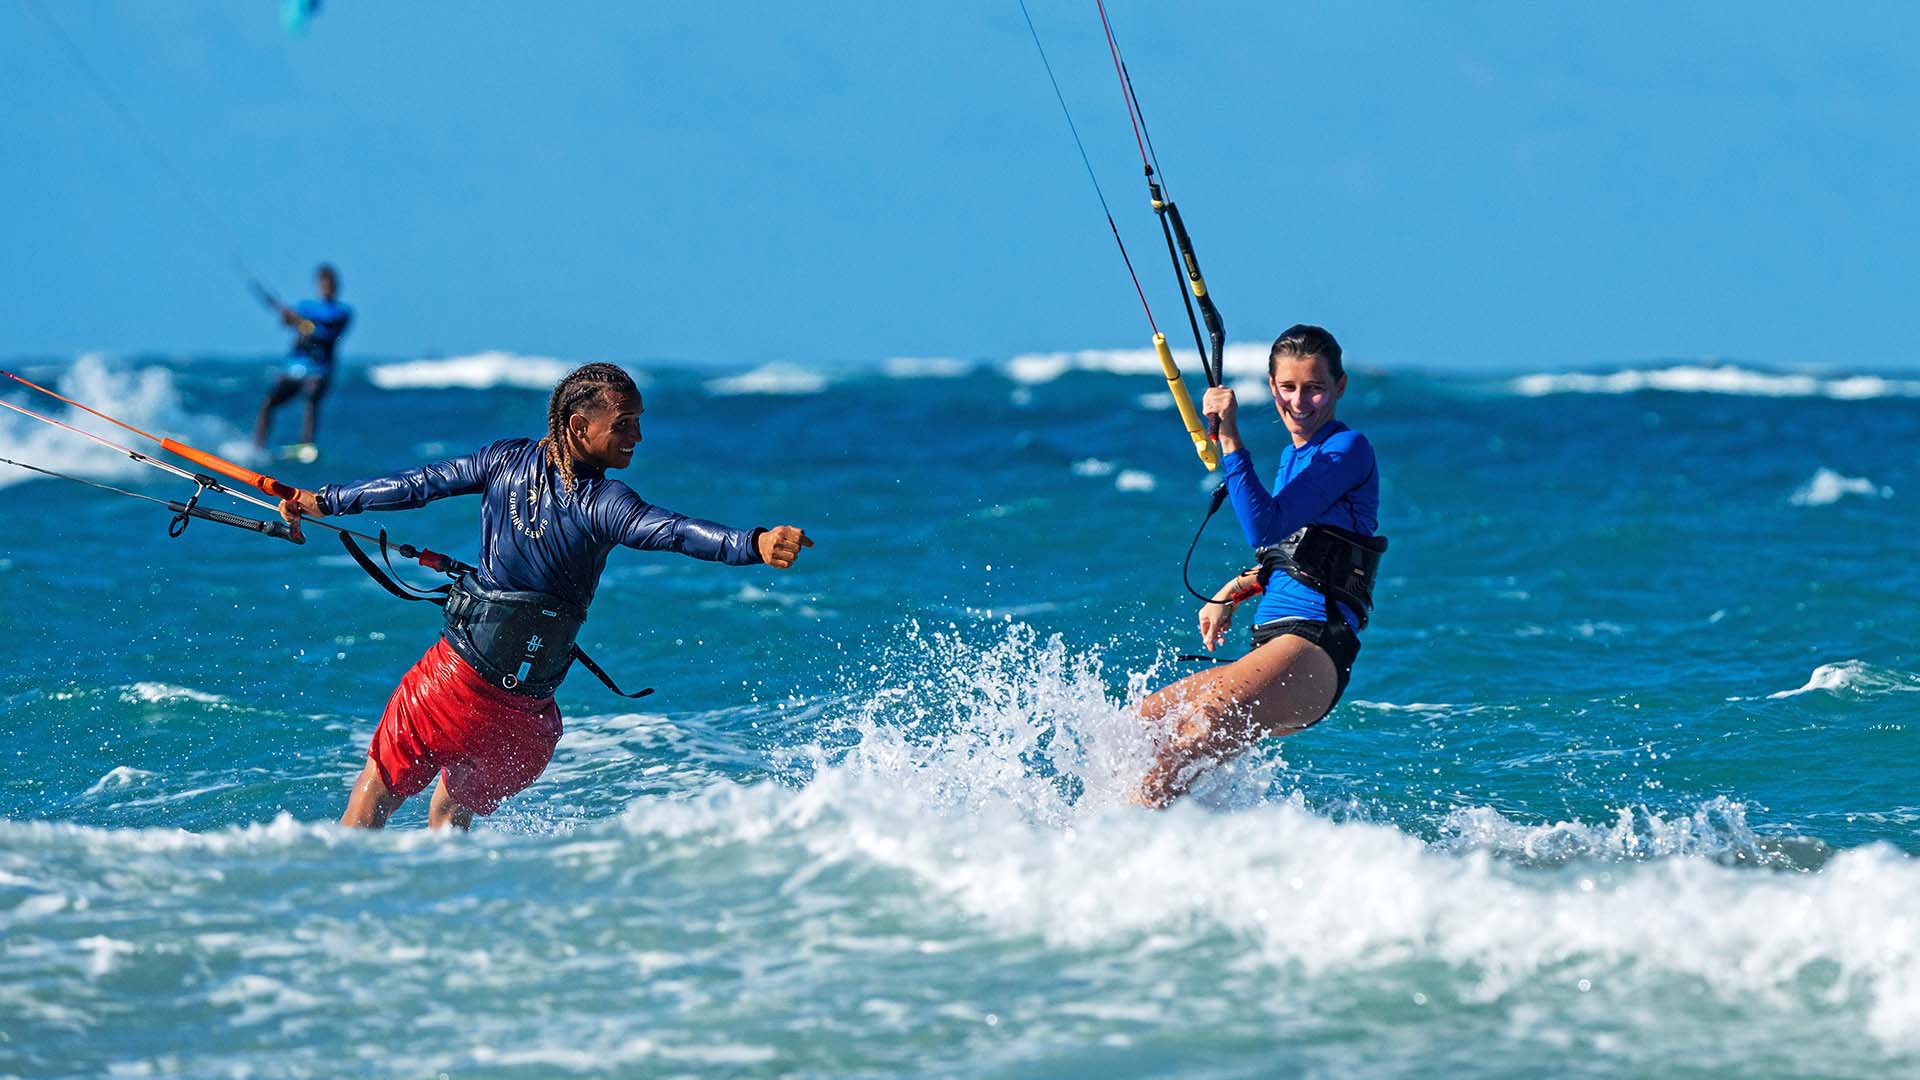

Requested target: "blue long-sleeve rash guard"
[
  {"left": 290, "top": 298, "right": 352, "bottom": 373},
  {"left": 1220, "top": 420, "right": 1380, "bottom": 631},
  {"left": 317, "top": 437, "right": 762, "bottom": 611}
]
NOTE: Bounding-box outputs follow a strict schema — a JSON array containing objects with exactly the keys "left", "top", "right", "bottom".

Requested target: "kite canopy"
[{"left": 281, "top": 0, "right": 323, "bottom": 35}]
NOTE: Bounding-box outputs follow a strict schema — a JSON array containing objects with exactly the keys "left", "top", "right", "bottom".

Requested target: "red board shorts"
[{"left": 369, "top": 637, "right": 563, "bottom": 815}]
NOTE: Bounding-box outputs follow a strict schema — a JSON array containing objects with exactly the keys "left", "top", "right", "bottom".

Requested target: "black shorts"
[{"left": 1249, "top": 617, "right": 1361, "bottom": 708}]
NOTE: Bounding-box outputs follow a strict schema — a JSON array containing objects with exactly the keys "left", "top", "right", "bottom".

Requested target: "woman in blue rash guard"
[{"left": 1136, "top": 325, "right": 1384, "bottom": 807}]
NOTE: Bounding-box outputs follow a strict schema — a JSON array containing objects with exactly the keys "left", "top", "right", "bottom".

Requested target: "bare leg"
[
  {"left": 341, "top": 758, "right": 408, "bottom": 828},
  {"left": 426, "top": 775, "right": 475, "bottom": 832},
  {"left": 1135, "top": 634, "right": 1339, "bottom": 808}
]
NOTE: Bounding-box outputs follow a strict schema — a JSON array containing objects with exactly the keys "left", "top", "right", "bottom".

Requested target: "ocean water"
[{"left": 1, "top": 348, "right": 1916, "bottom": 1079}]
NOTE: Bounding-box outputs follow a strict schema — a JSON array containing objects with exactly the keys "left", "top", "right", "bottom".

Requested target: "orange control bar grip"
[{"left": 161, "top": 439, "right": 299, "bottom": 500}]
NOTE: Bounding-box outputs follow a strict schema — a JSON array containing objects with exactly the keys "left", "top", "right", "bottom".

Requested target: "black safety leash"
[{"left": 1181, "top": 483, "right": 1232, "bottom": 603}]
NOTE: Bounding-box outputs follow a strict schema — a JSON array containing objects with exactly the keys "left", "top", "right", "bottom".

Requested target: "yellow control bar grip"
[{"left": 1155, "top": 332, "right": 1220, "bottom": 471}]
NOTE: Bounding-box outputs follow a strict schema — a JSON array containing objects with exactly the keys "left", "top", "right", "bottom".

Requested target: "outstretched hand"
[
  {"left": 758, "top": 526, "right": 812, "bottom": 569},
  {"left": 277, "top": 489, "right": 325, "bottom": 543}
]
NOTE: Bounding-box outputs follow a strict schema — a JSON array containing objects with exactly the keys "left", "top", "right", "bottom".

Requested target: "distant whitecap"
[
  {"left": 704, "top": 363, "right": 828, "bottom": 396},
  {"left": 367, "top": 351, "right": 583, "bottom": 390},
  {"left": 1790, "top": 468, "right": 1892, "bottom": 507}
]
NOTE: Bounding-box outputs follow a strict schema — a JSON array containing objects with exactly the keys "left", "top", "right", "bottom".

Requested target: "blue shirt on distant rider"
[
  {"left": 287, "top": 298, "right": 352, "bottom": 376},
  {"left": 1220, "top": 420, "right": 1380, "bottom": 631},
  {"left": 316, "top": 437, "right": 763, "bottom": 611}
]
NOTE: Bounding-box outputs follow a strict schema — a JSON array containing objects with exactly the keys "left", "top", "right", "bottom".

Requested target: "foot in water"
[{"left": 278, "top": 442, "right": 320, "bottom": 464}]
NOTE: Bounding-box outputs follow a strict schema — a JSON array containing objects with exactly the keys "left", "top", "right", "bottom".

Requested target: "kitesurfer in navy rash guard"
[
  {"left": 253, "top": 263, "right": 352, "bottom": 450},
  {"left": 1136, "top": 325, "right": 1382, "bottom": 807},
  {"left": 313, "top": 436, "right": 764, "bottom": 608},
  {"left": 278, "top": 363, "right": 812, "bottom": 830}
]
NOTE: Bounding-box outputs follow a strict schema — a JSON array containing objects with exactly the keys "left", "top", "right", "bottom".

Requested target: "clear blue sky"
[{"left": 5, "top": 1, "right": 1917, "bottom": 370}]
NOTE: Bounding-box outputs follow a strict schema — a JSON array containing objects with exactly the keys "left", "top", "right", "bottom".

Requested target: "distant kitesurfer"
[
  {"left": 276, "top": 362, "right": 812, "bottom": 830},
  {"left": 253, "top": 262, "right": 351, "bottom": 454},
  {"left": 1137, "top": 326, "right": 1385, "bottom": 807}
]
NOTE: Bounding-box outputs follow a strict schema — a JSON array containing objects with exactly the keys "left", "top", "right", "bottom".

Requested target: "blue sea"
[{"left": 1, "top": 347, "right": 1916, "bottom": 1078}]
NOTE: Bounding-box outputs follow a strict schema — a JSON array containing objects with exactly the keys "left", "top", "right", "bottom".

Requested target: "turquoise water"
[{"left": 1, "top": 349, "right": 1916, "bottom": 1078}]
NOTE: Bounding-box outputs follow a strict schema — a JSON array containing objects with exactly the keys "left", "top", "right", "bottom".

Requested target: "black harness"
[
  {"left": 339, "top": 531, "right": 652, "bottom": 700},
  {"left": 442, "top": 578, "right": 586, "bottom": 698},
  {"left": 1255, "top": 524, "right": 1389, "bottom": 630}
]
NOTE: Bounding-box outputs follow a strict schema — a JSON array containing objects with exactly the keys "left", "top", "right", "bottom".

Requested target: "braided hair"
[{"left": 540, "top": 362, "right": 640, "bottom": 494}]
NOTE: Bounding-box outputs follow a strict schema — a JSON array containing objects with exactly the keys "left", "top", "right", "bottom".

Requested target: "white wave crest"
[
  {"left": 1438, "top": 798, "right": 1800, "bottom": 865},
  {"left": 1113, "top": 469, "right": 1157, "bottom": 493},
  {"left": 1511, "top": 364, "right": 1920, "bottom": 399},
  {"left": 0, "top": 355, "right": 248, "bottom": 490},
  {"left": 1769, "top": 660, "right": 1920, "bottom": 700},
  {"left": 366, "top": 351, "right": 576, "bottom": 390},
  {"left": 1004, "top": 341, "right": 1272, "bottom": 385},
  {"left": 83, "top": 767, "right": 157, "bottom": 796},
  {"left": 1791, "top": 467, "right": 1893, "bottom": 507},
  {"left": 621, "top": 775, "right": 1920, "bottom": 1050},
  {"left": 881, "top": 356, "right": 974, "bottom": 379},
  {"left": 703, "top": 363, "right": 828, "bottom": 396},
  {"left": 625, "top": 621, "right": 1915, "bottom": 1050},
  {"left": 120, "top": 682, "right": 226, "bottom": 705}
]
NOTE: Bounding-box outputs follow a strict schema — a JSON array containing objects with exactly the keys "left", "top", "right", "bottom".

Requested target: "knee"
[{"left": 1165, "top": 704, "right": 1254, "bottom": 757}]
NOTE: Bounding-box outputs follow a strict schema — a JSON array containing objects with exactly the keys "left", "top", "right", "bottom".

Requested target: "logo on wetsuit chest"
[{"left": 507, "top": 481, "right": 550, "bottom": 540}]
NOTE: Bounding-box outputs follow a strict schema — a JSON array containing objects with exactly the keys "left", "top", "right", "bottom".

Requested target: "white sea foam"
[
  {"left": 1511, "top": 364, "right": 1920, "bottom": 399},
  {"left": 1438, "top": 798, "right": 1787, "bottom": 865},
  {"left": 1070, "top": 458, "right": 1115, "bottom": 478},
  {"left": 1113, "top": 469, "right": 1158, "bottom": 493},
  {"left": 366, "top": 351, "right": 575, "bottom": 390},
  {"left": 1791, "top": 467, "right": 1892, "bottom": 507},
  {"left": 711, "top": 623, "right": 1917, "bottom": 1049},
  {"left": 120, "top": 683, "right": 225, "bottom": 705},
  {"left": 1769, "top": 661, "right": 1920, "bottom": 700},
  {"left": 1004, "top": 341, "right": 1272, "bottom": 385},
  {"left": 77, "top": 936, "right": 136, "bottom": 979},
  {"left": 5, "top": 624, "right": 1917, "bottom": 1065},
  {"left": 703, "top": 363, "right": 828, "bottom": 396},
  {"left": 83, "top": 767, "right": 156, "bottom": 795},
  {"left": 620, "top": 775, "right": 1920, "bottom": 1050}
]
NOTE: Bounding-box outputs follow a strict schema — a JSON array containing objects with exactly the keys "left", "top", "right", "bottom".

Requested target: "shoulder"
[
  {"left": 580, "top": 473, "right": 645, "bottom": 510},
  {"left": 489, "top": 436, "right": 539, "bottom": 456},
  {"left": 1317, "top": 425, "right": 1376, "bottom": 476},
  {"left": 475, "top": 436, "right": 538, "bottom": 472},
  {"left": 574, "top": 474, "right": 654, "bottom": 536},
  {"left": 1320, "top": 424, "right": 1373, "bottom": 457}
]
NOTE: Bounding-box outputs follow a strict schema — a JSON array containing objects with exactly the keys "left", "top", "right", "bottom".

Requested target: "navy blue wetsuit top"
[
  {"left": 316, "top": 437, "right": 762, "bottom": 611},
  {"left": 288, "top": 298, "right": 352, "bottom": 375},
  {"left": 1220, "top": 420, "right": 1380, "bottom": 631}
]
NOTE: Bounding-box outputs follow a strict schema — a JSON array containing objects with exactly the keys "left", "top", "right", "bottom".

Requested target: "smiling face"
[
  {"left": 567, "top": 390, "right": 643, "bottom": 470},
  {"left": 1269, "top": 352, "right": 1345, "bottom": 445}
]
